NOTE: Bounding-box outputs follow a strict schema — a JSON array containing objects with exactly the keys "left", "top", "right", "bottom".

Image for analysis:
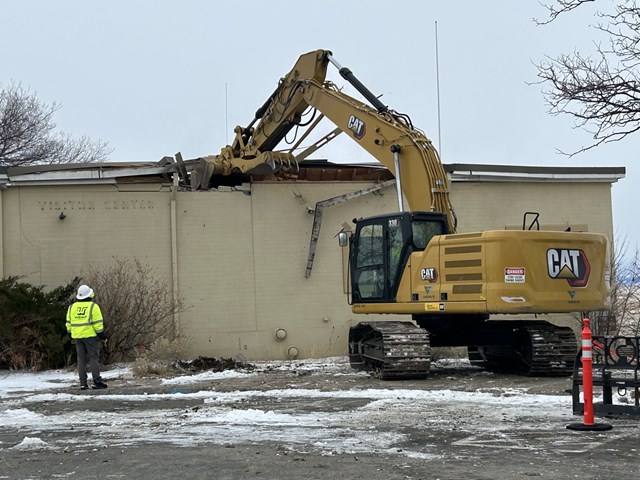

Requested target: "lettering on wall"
[
  {"left": 103, "top": 200, "right": 155, "bottom": 210},
  {"left": 37, "top": 199, "right": 155, "bottom": 212},
  {"left": 38, "top": 200, "right": 96, "bottom": 211}
]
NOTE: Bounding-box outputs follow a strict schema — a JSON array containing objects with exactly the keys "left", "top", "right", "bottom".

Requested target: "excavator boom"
[{"left": 193, "top": 49, "right": 456, "bottom": 233}]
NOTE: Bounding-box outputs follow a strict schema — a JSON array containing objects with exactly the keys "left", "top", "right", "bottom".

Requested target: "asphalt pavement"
[{"left": 0, "top": 358, "right": 638, "bottom": 480}]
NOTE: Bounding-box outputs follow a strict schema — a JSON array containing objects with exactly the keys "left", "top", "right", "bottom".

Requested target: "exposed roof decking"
[{"left": 0, "top": 160, "right": 625, "bottom": 187}]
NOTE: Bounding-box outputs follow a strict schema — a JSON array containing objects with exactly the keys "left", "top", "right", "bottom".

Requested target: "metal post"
[{"left": 391, "top": 144, "right": 404, "bottom": 212}]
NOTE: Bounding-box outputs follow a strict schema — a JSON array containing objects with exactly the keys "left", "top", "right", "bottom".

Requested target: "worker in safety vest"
[{"left": 66, "top": 284, "right": 109, "bottom": 390}]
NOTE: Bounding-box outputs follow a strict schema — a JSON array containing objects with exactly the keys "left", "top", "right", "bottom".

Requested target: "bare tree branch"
[
  {"left": 0, "top": 83, "right": 111, "bottom": 167},
  {"left": 535, "top": 0, "right": 596, "bottom": 25},
  {"left": 581, "top": 234, "right": 640, "bottom": 336},
  {"left": 535, "top": 1, "right": 640, "bottom": 155}
]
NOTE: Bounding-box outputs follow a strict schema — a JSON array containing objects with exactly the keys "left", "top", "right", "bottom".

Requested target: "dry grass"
[{"left": 131, "top": 336, "right": 192, "bottom": 378}]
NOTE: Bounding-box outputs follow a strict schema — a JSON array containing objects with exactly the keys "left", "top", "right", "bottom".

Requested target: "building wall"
[
  {"left": 175, "top": 182, "right": 403, "bottom": 360},
  {"left": 450, "top": 181, "right": 614, "bottom": 238},
  {"left": 174, "top": 190, "right": 259, "bottom": 356},
  {"left": 0, "top": 177, "right": 616, "bottom": 360},
  {"left": 2, "top": 185, "right": 173, "bottom": 287}
]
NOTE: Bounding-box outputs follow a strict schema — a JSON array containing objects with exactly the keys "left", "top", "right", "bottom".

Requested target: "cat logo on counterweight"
[{"left": 546, "top": 248, "right": 590, "bottom": 287}]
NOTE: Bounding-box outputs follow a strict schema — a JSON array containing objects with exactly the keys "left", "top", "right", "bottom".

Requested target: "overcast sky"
[{"left": 2, "top": 1, "right": 638, "bottom": 253}]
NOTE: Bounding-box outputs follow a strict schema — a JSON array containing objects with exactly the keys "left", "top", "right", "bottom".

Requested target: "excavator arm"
[{"left": 192, "top": 49, "right": 456, "bottom": 233}]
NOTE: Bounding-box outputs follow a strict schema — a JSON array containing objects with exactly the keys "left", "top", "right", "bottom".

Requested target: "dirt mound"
[{"left": 176, "top": 356, "right": 253, "bottom": 373}]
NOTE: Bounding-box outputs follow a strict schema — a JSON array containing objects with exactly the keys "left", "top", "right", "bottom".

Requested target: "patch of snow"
[
  {"left": 161, "top": 369, "right": 254, "bottom": 384},
  {"left": 9, "top": 436, "right": 53, "bottom": 451},
  {"left": 0, "top": 366, "right": 131, "bottom": 397}
]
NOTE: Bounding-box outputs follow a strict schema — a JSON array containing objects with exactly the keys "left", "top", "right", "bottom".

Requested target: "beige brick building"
[{"left": 0, "top": 161, "right": 624, "bottom": 360}]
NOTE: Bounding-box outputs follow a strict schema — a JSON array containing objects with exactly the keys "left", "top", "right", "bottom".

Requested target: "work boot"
[
  {"left": 92, "top": 381, "right": 108, "bottom": 390},
  {"left": 80, "top": 385, "right": 88, "bottom": 390}
]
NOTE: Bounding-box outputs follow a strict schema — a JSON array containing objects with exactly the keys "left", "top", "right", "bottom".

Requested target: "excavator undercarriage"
[
  {"left": 349, "top": 319, "right": 578, "bottom": 379},
  {"left": 465, "top": 321, "right": 578, "bottom": 376},
  {"left": 349, "top": 322, "right": 432, "bottom": 379}
]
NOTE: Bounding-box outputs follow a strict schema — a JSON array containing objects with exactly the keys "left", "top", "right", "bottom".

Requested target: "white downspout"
[{"left": 170, "top": 173, "right": 180, "bottom": 338}]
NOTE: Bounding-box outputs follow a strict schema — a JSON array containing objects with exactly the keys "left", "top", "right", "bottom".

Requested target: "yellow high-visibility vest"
[{"left": 66, "top": 301, "right": 105, "bottom": 339}]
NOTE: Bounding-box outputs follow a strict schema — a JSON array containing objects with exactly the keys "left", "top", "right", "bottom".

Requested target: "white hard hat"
[{"left": 76, "top": 284, "right": 94, "bottom": 300}]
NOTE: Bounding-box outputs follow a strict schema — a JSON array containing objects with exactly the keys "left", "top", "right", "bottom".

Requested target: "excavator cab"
[{"left": 347, "top": 212, "right": 448, "bottom": 303}]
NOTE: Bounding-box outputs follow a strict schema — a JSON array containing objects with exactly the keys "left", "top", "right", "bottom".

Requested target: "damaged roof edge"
[
  {"left": 0, "top": 159, "right": 626, "bottom": 186},
  {"left": 1, "top": 160, "right": 178, "bottom": 186},
  {"left": 446, "top": 163, "right": 626, "bottom": 183}
]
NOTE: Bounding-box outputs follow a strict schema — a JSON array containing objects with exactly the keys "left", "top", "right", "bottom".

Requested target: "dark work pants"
[{"left": 75, "top": 337, "right": 102, "bottom": 386}]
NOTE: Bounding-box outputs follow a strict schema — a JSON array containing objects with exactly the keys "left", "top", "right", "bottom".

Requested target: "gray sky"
[{"left": 3, "top": 1, "right": 638, "bottom": 253}]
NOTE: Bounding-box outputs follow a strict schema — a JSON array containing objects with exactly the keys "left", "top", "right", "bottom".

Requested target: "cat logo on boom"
[
  {"left": 546, "top": 248, "right": 591, "bottom": 287},
  {"left": 347, "top": 115, "right": 366, "bottom": 139}
]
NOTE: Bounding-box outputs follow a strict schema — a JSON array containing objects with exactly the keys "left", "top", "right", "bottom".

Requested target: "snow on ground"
[
  {"left": 0, "top": 357, "right": 619, "bottom": 458},
  {"left": 0, "top": 366, "right": 131, "bottom": 397}
]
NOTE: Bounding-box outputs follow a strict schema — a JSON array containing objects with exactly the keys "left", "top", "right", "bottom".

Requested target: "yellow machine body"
[{"left": 354, "top": 229, "right": 610, "bottom": 315}]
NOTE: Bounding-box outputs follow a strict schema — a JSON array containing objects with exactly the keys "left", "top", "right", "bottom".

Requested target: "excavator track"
[
  {"left": 468, "top": 322, "right": 577, "bottom": 376},
  {"left": 348, "top": 321, "right": 431, "bottom": 379}
]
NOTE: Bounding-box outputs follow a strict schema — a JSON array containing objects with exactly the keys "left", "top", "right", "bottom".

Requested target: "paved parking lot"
[{"left": 1, "top": 357, "right": 638, "bottom": 479}]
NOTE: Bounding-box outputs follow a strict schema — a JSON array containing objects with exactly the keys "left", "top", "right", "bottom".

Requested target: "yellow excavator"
[{"left": 193, "top": 49, "right": 611, "bottom": 379}]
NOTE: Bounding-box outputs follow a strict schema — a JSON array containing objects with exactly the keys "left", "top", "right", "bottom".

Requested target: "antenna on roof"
[{"left": 435, "top": 20, "right": 442, "bottom": 157}]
